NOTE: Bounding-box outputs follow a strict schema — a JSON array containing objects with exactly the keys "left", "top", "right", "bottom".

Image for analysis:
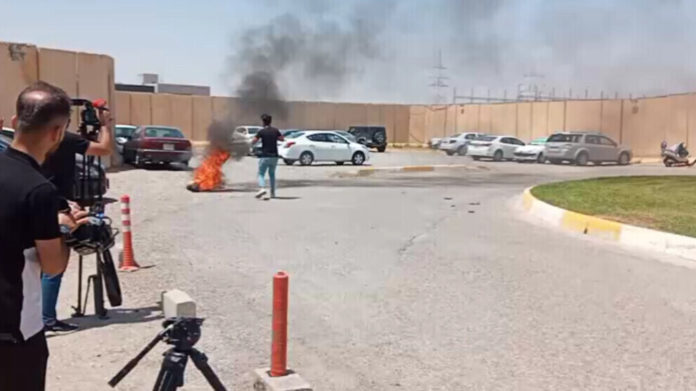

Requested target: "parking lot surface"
[{"left": 49, "top": 151, "right": 696, "bottom": 390}]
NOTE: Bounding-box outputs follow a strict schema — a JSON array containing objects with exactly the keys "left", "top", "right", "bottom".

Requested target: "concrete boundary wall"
[
  {"left": 3, "top": 40, "right": 696, "bottom": 157},
  {"left": 410, "top": 94, "right": 696, "bottom": 157}
]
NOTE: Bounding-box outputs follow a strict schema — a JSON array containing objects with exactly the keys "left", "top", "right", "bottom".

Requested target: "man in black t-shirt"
[
  {"left": 40, "top": 108, "right": 112, "bottom": 332},
  {"left": 0, "top": 81, "right": 87, "bottom": 390},
  {"left": 252, "top": 114, "right": 284, "bottom": 200}
]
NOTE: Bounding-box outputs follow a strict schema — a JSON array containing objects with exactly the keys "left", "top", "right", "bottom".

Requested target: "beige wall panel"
[
  {"left": 192, "top": 96, "right": 213, "bottom": 141},
  {"left": 0, "top": 42, "right": 39, "bottom": 121}
]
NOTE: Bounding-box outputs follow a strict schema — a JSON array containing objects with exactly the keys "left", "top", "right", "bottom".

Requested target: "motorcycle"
[{"left": 661, "top": 141, "right": 694, "bottom": 167}]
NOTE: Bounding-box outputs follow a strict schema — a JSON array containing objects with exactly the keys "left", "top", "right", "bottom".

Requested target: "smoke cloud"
[{"left": 224, "top": 0, "right": 696, "bottom": 103}]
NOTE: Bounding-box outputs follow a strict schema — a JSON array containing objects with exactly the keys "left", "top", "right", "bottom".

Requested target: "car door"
[
  {"left": 124, "top": 127, "right": 143, "bottom": 160},
  {"left": 583, "top": 135, "right": 602, "bottom": 161},
  {"left": 598, "top": 136, "right": 619, "bottom": 161},
  {"left": 499, "top": 138, "right": 517, "bottom": 158},
  {"left": 326, "top": 133, "right": 351, "bottom": 161},
  {"left": 305, "top": 133, "right": 331, "bottom": 161}
]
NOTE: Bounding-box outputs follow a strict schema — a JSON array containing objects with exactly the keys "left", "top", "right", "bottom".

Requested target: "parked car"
[
  {"left": 514, "top": 137, "right": 548, "bottom": 163},
  {"left": 348, "top": 126, "right": 387, "bottom": 152},
  {"left": 115, "top": 124, "right": 137, "bottom": 154},
  {"left": 122, "top": 126, "right": 192, "bottom": 167},
  {"left": 467, "top": 135, "right": 525, "bottom": 161},
  {"left": 0, "top": 127, "right": 13, "bottom": 151},
  {"left": 279, "top": 130, "right": 370, "bottom": 166},
  {"left": 0, "top": 129, "right": 108, "bottom": 202},
  {"left": 439, "top": 132, "right": 484, "bottom": 156},
  {"left": 545, "top": 132, "right": 632, "bottom": 166},
  {"left": 235, "top": 125, "right": 263, "bottom": 142}
]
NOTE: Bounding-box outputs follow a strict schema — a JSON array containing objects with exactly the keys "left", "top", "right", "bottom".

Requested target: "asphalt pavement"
[{"left": 47, "top": 150, "right": 696, "bottom": 390}]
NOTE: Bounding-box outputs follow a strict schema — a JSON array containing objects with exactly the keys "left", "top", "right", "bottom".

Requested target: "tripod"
[
  {"left": 108, "top": 318, "right": 227, "bottom": 391},
  {"left": 72, "top": 247, "right": 120, "bottom": 318}
]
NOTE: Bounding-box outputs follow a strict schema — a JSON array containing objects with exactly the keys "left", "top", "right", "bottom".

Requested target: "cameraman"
[
  {"left": 40, "top": 98, "right": 113, "bottom": 332},
  {"left": 0, "top": 81, "right": 88, "bottom": 390}
]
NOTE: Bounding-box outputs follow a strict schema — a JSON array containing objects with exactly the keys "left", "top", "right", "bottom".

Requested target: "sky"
[{"left": 3, "top": 0, "right": 696, "bottom": 104}]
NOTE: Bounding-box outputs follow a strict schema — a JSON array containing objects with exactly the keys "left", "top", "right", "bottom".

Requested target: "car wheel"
[
  {"left": 284, "top": 159, "right": 295, "bottom": 166},
  {"left": 536, "top": 153, "right": 546, "bottom": 164},
  {"left": 664, "top": 158, "right": 675, "bottom": 167},
  {"left": 457, "top": 146, "right": 468, "bottom": 156},
  {"left": 377, "top": 146, "right": 386, "bottom": 153},
  {"left": 575, "top": 152, "right": 589, "bottom": 166},
  {"left": 299, "top": 152, "right": 314, "bottom": 166},
  {"left": 493, "top": 150, "right": 503, "bottom": 162},
  {"left": 352, "top": 152, "right": 366, "bottom": 166},
  {"left": 618, "top": 152, "right": 630, "bottom": 166},
  {"left": 336, "top": 161, "right": 345, "bottom": 166},
  {"left": 373, "top": 132, "right": 386, "bottom": 145}
]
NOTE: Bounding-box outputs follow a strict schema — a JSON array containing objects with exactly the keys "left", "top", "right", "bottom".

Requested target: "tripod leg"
[
  {"left": 153, "top": 350, "right": 188, "bottom": 391},
  {"left": 94, "top": 253, "right": 107, "bottom": 318},
  {"left": 72, "top": 255, "right": 84, "bottom": 317},
  {"left": 189, "top": 348, "right": 227, "bottom": 391}
]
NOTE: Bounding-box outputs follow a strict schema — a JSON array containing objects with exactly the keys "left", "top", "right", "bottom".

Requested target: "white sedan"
[
  {"left": 439, "top": 132, "right": 484, "bottom": 156},
  {"left": 279, "top": 130, "right": 371, "bottom": 166},
  {"left": 514, "top": 137, "right": 548, "bottom": 163},
  {"left": 467, "top": 135, "right": 526, "bottom": 161}
]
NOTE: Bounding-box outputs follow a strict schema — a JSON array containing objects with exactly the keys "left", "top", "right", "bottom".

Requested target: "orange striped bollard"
[
  {"left": 270, "top": 271, "right": 289, "bottom": 377},
  {"left": 119, "top": 195, "right": 140, "bottom": 272}
]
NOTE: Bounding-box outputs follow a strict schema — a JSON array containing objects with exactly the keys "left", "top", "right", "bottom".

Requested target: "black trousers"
[{"left": 0, "top": 331, "right": 48, "bottom": 391}]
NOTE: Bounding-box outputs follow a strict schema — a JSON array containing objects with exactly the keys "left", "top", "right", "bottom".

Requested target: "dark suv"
[{"left": 348, "top": 126, "right": 387, "bottom": 152}]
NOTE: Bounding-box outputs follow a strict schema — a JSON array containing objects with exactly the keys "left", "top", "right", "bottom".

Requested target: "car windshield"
[
  {"left": 115, "top": 126, "right": 136, "bottom": 138},
  {"left": 145, "top": 127, "right": 184, "bottom": 138},
  {"left": 337, "top": 131, "right": 357, "bottom": 142},
  {"left": 548, "top": 134, "right": 582, "bottom": 143},
  {"left": 475, "top": 136, "right": 497, "bottom": 142}
]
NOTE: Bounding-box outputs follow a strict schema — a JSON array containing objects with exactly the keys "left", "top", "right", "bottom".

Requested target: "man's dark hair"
[
  {"left": 16, "top": 81, "right": 71, "bottom": 133},
  {"left": 261, "top": 113, "right": 272, "bottom": 126}
]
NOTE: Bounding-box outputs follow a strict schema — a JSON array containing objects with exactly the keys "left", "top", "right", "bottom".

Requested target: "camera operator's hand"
[
  {"left": 99, "top": 109, "right": 113, "bottom": 129},
  {"left": 58, "top": 209, "right": 90, "bottom": 233}
]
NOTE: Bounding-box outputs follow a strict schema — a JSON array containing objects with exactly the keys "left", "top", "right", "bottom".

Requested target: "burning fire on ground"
[{"left": 186, "top": 121, "right": 249, "bottom": 192}]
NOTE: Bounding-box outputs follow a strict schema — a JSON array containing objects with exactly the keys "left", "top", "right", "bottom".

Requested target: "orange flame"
[{"left": 192, "top": 148, "right": 231, "bottom": 191}]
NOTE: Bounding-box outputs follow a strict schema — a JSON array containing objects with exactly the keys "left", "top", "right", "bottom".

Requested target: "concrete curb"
[
  {"left": 352, "top": 164, "right": 479, "bottom": 176},
  {"left": 522, "top": 187, "right": 696, "bottom": 261}
]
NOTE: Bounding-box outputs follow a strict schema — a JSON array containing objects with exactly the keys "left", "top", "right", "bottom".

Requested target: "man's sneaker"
[
  {"left": 255, "top": 189, "right": 267, "bottom": 199},
  {"left": 45, "top": 320, "right": 79, "bottom": 333}
]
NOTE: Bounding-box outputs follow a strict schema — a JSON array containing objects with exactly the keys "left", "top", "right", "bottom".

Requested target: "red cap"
[{"left": 92, "top": 98, "right": 107, "bottom": 109}]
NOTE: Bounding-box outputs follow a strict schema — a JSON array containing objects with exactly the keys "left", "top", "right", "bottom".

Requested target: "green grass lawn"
[{"left": 531, "top": 176, "right": 696, "bottom": 237}]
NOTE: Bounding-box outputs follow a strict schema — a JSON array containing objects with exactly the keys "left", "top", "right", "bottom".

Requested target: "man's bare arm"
[
  {"left": 36, "top": 238, "right": 69, "bottom": 275},
  {"left": 85, "top": 109, "right": 114, "bottom": 156}
]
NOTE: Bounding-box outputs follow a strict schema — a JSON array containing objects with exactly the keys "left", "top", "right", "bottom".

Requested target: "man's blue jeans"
[
  {"left": 41, "top": 272, "right": 62, "bottom": 324},
  {"left": 258, "top": 157, "right": 279, "bottom": 197}
]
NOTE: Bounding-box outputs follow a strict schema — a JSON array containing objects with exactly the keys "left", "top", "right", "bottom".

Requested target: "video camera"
[
  {"left": 71, "top": 98, "right": 108, "bottom": 142},
  {"left": 64, "top": 206, "right": 117, "bottom": 256}
]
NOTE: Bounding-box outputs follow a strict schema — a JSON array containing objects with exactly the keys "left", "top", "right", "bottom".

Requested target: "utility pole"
[{"left": 429, "top": 49, "right": 449, "bottom": 104}]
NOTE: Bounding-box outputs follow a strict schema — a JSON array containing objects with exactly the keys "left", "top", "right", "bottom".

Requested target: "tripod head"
[
  {"left": 162, "top": 317, "right": 203, "bottom": 351},
  {"left": 108, "top": 317, "right": 206, "bottom": 388}
]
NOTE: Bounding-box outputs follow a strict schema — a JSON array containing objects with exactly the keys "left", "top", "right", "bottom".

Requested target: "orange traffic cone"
[{"left": 119, "top": 195, "right": 140, "bottom": 272}]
